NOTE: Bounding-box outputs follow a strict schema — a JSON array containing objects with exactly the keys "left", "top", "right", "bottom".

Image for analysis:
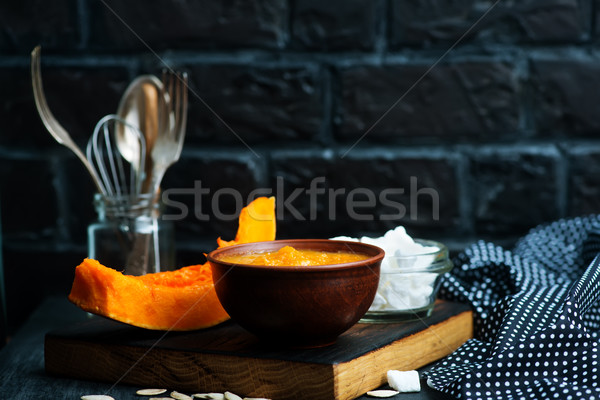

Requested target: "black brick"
[
  {"left": 0, "top": 66, "right": 59, "bottom": 150},
  {"left": 336, "top": 62, "right": 520, "bottom": 142},
  {"left": 4, "top": 246, "right": 85, "bottom": 334},
  {"left": 185, "top": 64, "right": 324, "bottom": 144},
  {"left": 59, "top": 155, "right": 100, "bottom": 247},
  {"left": 290, "top": 0, "right": 379, "bottom": 51},
  {"left": 89, "top": 0, "right": 288, "bottom": 51},
  {"left": 390, "top": 0, "right": 589, "bottom": 48},
  {"left": 470, "top": 145, "right": 562, "bottom": 236},
  {"left": 39, "top": 65, "right": 131, "bottom": 145},
  {"left": 0, "top": 154, "right": 60, "bottom": 242},
  {"left": 161, "top": 149, "right": 265, "bottom": 249},
  {"left": 0, "top": 64, "right": 130, "bottom": 150},
  {"left": 0, "top": 0, "right": 80, "bottom": 53},
  {"left": 530, "top": 57, "right": 600, "bottom": 137},
  {"left": 567, "top": 144, "right": 600, "bottom": 216},
  {"left": 270, "top": 149, "right": 461, "bottom": 240},
  {"left": 595, "top": 0, "right": 600, "bottom": 38}
]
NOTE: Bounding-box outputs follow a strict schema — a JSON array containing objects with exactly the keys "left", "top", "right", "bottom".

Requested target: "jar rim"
[{"left": 93, "top": 192, "right": 160, "bottom": 218}]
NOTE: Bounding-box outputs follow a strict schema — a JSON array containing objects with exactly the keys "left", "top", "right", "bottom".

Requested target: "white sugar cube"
[
  {"left": 387, "top": 370, "right": 421, "bottom": 393},
  {"left": 330, "top": 236, "right": 358, "bottom": 242},
  {"left": 330, "top": 225, "right": 440, "bottom": 312}
]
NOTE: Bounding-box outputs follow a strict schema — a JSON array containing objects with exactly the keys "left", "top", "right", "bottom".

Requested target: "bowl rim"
[
  {"left": 388, "top": 238, "right": 448, "bottom": 258},
  {"left": 207, "top": 239, "right": 385, "bottom": 272},
  {"left": 381, "top": 238, "right": 453, "bottom": 273}
]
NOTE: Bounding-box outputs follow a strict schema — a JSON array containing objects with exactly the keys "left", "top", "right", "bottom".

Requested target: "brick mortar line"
[
  {"left": 4, "top": 43, "right": 600, "bottom": 69},
  {"left": 0, "top": 141, "right": 597, "bottom": 160}
]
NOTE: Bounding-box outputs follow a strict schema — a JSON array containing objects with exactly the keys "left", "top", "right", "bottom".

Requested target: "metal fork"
[
  {"left": 31, "top": 46, "right": 105, "bottom": 194},
  {"left": 145, "top": 69, "right": 188, "bottom": 195},
  {"left": 163, "top": 69, "right": 188, "bottom": 156}
]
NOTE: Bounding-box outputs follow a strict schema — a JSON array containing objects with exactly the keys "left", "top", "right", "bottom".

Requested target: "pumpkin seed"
[
  {"left": 136, "top": 388, "right": 168, "bottom": 395},
  {"left": 171, "top": 391, "right": 193, "bottom": 400},
  {"left": 224, "top": 392, "right": 242, "bottom": 400},
  {"left": 366, "top": 389, "right": 400, "bottom": 398},
  {"left": 81, "top": 396, "right": 115, "bottom": 400}
]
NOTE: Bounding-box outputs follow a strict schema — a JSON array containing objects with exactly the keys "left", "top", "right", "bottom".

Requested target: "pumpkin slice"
[
  {"left": 68, "top": 196, "right": 276, "bottom": 331},
  {"left": 217, "top": 196, "right": 276, "bottom": 247},
  {"left": 68, "top": 259, "right": 225, "bottom": 330}
]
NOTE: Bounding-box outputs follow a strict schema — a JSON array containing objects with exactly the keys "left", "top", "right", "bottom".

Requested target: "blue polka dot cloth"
[{"left": 427, "top": 215, "right": 600, "bottom": 399}]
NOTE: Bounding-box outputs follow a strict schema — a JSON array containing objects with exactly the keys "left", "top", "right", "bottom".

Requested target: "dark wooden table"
[{"left": 0, "top": 296, "right": 455, "bottom": 400}]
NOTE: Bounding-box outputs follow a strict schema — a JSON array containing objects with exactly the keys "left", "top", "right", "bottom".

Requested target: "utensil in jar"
[
  {"left": 86, "top": 115, "right": 146, "bottom": 198},
  {"left": 87, "top": 115, "right": 154, "bottom": 275},
  {"left": 30, "top": 46, "right": 105, "bottom": 194},
  {"left": 116, "top": 75, "right": 166, "bottom": 192},
  {"left": 145, "top": 70, "right": 188, "bottom": 195}
]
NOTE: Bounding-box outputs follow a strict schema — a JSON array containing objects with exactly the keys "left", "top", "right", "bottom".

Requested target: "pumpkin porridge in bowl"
[
  {"left": 217, "top": 245, "right": 370, "bottom": 266},
  {"left": 207, "top": 239, "right": 384, "bottom": 347}
]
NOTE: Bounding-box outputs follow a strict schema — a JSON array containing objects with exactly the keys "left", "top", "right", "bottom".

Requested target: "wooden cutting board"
[{"left": 45, "top": 301, "right": 472, "bottom": 400}]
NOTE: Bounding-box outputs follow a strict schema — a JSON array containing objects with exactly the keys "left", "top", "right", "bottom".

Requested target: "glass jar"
[
  {"left": 87, "top": 193, "right": 175, "bottom": 275},
  {"left": 361, "top": 239, "right": 453, "bottom": 323}
]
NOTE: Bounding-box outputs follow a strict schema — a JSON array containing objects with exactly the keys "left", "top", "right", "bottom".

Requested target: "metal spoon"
[{"left": 116, "top": 75, "right": 166, "bottom": 192}]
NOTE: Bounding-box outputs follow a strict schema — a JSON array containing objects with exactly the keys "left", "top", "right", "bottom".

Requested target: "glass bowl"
[{"left": 361, "top": 239, "right": 453, "bottom": 323}]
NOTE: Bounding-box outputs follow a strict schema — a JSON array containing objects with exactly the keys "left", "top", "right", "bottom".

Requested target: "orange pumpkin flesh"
[
  {"left": 217, "top": 196, "right": 276, "bottom": 247},
  {"left": 68, "top": 196, "right": 276, "bottom": 331},
  {"left": 68, "top": 260, "right": 225, "bottom": 331}
]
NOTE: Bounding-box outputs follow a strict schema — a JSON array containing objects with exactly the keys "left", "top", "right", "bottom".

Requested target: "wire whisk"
[{"left": 86, "top": 115, "right": 146, "bottom": 200}]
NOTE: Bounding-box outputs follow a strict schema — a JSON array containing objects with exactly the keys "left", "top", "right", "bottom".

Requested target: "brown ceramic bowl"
[{"left": 207, "top": 239, "right": 384, "bottom": 348}]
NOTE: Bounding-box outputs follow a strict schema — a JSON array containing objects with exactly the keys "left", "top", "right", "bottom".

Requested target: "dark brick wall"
[{"left": 2, "top": 0, "right": 600, "bottom": 332}]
